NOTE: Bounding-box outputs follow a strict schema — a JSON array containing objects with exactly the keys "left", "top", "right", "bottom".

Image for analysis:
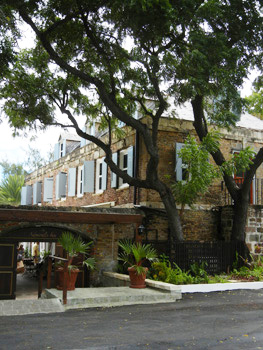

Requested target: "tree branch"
[{"left": 191, "top": 95, "right": 239, "bottom": 200}]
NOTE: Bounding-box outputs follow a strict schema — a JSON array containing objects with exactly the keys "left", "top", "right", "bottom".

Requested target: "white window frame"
[
  {"left": 119, "top": 149, "right": 129, "bottom": 188},
  {"left": 96, "top": 158, "right": 104, "bottom": 194},
  {"left": 60, "top": 142, "right": 64, "bottom": 158},
  {"left": 77, "top": 165, "right": 84, "bottom": 197}
]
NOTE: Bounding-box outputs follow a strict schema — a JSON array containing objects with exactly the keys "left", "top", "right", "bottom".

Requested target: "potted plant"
[
  {"left": 56, "top": 232, "right": 95, "bottom": 290},
  {"left": 118, "top": 239, "right": 158, "bottom": 288}
]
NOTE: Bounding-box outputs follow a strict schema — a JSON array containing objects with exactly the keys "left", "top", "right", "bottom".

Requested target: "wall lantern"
[{"left": 138, "top": 224, "right": 146, "bottom": 236}]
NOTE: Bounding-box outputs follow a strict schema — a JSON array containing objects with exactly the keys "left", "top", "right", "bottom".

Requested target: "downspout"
[{"left": 133, "top": 130, "right": 140, "bottom": 205}]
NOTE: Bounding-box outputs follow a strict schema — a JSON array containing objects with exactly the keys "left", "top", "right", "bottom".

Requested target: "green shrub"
[
  {"left": 167, "top": 264, "right": 195, "bottom": 285},
  {"left": 190, "top": 261, "right": 209, "bottom": 283},
  {"left": 151, "top": 261, "right": 171, "bottom": 282}
]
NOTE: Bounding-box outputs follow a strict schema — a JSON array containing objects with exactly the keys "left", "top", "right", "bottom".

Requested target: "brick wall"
[
  {"left": 140, "top": 206, "right": 220, "bottom": 244},
  {"left": 26, "top": 117, "right": 263, "bottom": 210},
  {"left": 24, "top": 117, "right": 263, "bottom": 245}
]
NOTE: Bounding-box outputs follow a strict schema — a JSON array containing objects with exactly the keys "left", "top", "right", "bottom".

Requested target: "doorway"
[{"left": 16, "top": 241, "right": 56, "bottom": 300}]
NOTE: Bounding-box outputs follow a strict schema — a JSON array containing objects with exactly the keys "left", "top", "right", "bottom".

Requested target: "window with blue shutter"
[
  {"left": 83, "top": 160, "right": 95, "bottom": 193},
  {"left": 127, "top": 146, "right": 134, "bottom": 177},
  {"left": 33, "top": 182, "right": 42, "bottom": 205},
  {"left": 68, "top": 168, "right": 76, "bottom": 197},
  {"left": 111, "top": 152, "right": 118, "bottom": 188},
  {"left": 55, "top": 172, "right": 67, "bottom": 200},
  {"left": 54, "top": 143, "right": 60, "bottom": 161},
  {"left": 43, "top": 178, "right": 53, "bottom": 202},
  {"left": 175, "top": 142, "right": 187, "bottom": 181},
  {"left": 21, "top": 185, "right": 33, "bottom": 205},
  {"left": 80, "top": 126, "right": 87, "bottom": 147}
]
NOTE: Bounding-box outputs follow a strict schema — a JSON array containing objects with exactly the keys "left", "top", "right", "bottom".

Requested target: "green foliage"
[
  {"left": 208, "top": 274, "right": 228, "bottom": 284},
  {"left": 3, "top": 0, "right": 263, "bottom": 243},
  {"left": 150, "top": 260, "right": 195, "bottom": 284},
  {"left": 0, "top": 174, "right": 24, "bottom": 205},
  {"left": 190, "top": 261, "right": 209, "bottom": 284},
  {"left": 118, "top": 239, "right": 158, "bottom": 275},
  {"left": 24, "top": 247, "right": 32, "bottom": 258},
  {"left": 40, "top": 250, "right": 51, "bottom": 259},
  {"left": 58, "top": 232, "right": 95, "bottom": 271},
  {"left": 150, "top": 254, "right": 263, "bottom": 285},
  {"left": 0, "top": 146, "right": 52, "bottom": 179},
  {"left": 221, "top": 147, "right": 255, "bottom": 176},
  {"left": 172, "top": 134, "right": 220, "bottom": 208},
  {"left": 246, "top": 77, "right": 263, "bottom": 119},
  {"left": 230, "top": 256, "right": 263, "bottom": 281}
]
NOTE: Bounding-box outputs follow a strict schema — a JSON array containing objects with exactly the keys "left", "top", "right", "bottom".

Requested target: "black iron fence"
[{"left": 171, "top": 240, "right": 249, "bottom": 275}]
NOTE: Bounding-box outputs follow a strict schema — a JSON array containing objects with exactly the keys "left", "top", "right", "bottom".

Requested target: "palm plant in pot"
[
  {"left": 118, "top": 239, "right": 158, "bottom": 288},
  {"left": 56, "top": 232, "right": 95, "bottom": 291}
]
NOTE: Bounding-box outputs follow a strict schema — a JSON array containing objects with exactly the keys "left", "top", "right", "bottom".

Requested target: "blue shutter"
[
  {"left": 80, "top": 126, "right": 87, "bottom": 147},
  {"left": 33, "top": 182, "right": 42, "bottom": 205},
  {"left": 56, "top": 172, "right": 67, "bottom": 200},
  {"left": 102, "top": 157, "right": 107, "bottom": 191},
  {"left": 43, "top": 178, "right": 53, "bottom": 202},
  {"left": 83, "top": 160, "right": 94, "bottom": 193},
  {"left": 175, "top": 143, "right": 184, "bottom": 181},
  {"left": 54, "top": 143, "right": 60, "bottom": 161},
  {"left": 21, "top": 186, "right": 26, "bottom": 205},
  {"left": 21, "top": 185, "right": 32, "bottom": 205},
  {"left": 127, "top": 146, "right": 134, "bottom": 177},
  {"left": 68, "top": 168, "right": 76, "bottom": 197},
  {"left": 111, "top": 152, "right": 118, "bottom": 188}
]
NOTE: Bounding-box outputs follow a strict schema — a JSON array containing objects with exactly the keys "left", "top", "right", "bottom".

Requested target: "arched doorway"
[{"left": 0, "top": 225, "right": 92, "bottom": 300}]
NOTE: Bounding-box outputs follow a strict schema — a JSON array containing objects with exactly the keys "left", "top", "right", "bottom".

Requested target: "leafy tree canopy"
[
  {"left": 246, "top": 77, "right": 263, "bottom": 119},
  {"left": 0, "top": 146, "right": 52, "bottom": 179},
  {"left": 1, "top": 0, "right": 263, "bottom": 241},
  {"left": 0, "top": 159, "right": 27, "bottom": 178}
]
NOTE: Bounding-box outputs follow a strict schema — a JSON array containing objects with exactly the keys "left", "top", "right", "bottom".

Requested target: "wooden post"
[
  {"left": 62, "top": 260, "right": 68, "bottom": 305},
  {"left": 47, "top": 256, "right": 52, "bottom": 289},
  {"left": 38, "top": 270, "right": 43, "bottom": 299}
]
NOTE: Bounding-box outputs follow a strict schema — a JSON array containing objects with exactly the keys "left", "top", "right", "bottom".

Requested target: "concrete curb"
[
  {"left": 181, "top": 281, "right": 263, "bottom": 293},
  {"left": 103, "top": 271, "right": 263, "bottom": 294}
]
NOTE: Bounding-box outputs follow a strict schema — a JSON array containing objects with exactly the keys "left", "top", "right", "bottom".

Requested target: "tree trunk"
[
  {"left": 157, "top": 185, "right": 184, "bottom": 241},
  {"left": 231, "top": 191, "right": 249, "bottom": 242}
]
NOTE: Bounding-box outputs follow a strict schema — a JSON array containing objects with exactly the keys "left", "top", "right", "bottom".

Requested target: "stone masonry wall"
[{"left": 221, "top": 205, "right": 263, "bottom": 255}]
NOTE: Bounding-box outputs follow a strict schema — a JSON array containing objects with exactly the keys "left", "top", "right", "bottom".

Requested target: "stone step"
[
  {"left": 0, "top": 298, "right": 64, "bottom": 316},
  {"left": 43, "top": 286, "right": 180, "bottom": 310}
]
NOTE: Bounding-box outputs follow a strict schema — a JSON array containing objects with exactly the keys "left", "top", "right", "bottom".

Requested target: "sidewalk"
[
  {"left": 1, "top": 273, "right": 263, "bottom": 317},
  {"left": 0, "top": 286, "right": 180, "bottom": 316}
]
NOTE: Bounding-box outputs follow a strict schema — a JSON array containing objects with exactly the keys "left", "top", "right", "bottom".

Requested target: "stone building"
[{"left": 21, "top": 103, "right": 263, "bottom": 254}]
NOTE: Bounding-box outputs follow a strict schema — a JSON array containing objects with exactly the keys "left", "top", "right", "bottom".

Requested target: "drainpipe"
[{"left": 133, "top": 130, "right": 140, "bottom": 205}]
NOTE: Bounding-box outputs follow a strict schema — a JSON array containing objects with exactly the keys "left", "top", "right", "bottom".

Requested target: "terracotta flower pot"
[
  {"left": 56, "top": 267, "right": 80, "bottom": 291},
  {"left": 128, "top": 267, "right": 148, "bottom": 288}
]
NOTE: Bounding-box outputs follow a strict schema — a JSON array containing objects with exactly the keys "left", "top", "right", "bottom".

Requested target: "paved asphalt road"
[{"left": 1, "top": 289, "right": 263, "bottom": 350}]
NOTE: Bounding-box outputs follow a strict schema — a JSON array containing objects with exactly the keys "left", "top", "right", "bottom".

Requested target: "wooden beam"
[{"left": 0, "top": 209, "right": 143, "bottom": 224}]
